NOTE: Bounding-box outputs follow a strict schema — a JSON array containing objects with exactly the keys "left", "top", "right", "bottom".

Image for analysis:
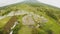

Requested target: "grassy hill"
[{"left": 0, "top": 0, "right": 60, "bottom": 34}]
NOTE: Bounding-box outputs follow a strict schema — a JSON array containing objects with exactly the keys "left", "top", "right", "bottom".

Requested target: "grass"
[
  {"left": 41, "top": 14, "right": 60, "bottom": 34},
  {"left": 0, "top": 1, "right": 60, "bottom": 34},
  {"left": 18, "top": 26, "right": 32, "bottom": 34},
  {"left": 0, "top": 17, "right": 11, "bottom": 28}
]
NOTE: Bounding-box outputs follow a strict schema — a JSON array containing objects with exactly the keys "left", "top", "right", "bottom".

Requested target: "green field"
[{"left": 0, "top": 0, "right": 60, "bottom": 34}]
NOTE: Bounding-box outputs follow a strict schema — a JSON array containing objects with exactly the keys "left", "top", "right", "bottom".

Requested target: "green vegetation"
[
  {"left": 0, "top": 17, "right": 11, "bottom": 28},
  {"left": 0, "top": 0, "right": 60, "bottom": 34}
]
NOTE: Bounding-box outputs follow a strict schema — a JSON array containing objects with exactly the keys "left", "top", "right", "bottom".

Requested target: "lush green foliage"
[{"left": 0, "top": 0, "right": 60, "bottom": 34}]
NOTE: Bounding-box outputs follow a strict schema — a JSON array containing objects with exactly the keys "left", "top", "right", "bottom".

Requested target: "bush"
[
  {"left": 12, "top": 21, "right": 22, "bottom": 34},
  {"left": 46, "top": 29, "right": 53, "bottom": 34},
  {"left": 0, "top": 28, "right": 3, "bottom": 34},
  {"left": 45, "top": 10, "right": 58, "bottom": 20}
]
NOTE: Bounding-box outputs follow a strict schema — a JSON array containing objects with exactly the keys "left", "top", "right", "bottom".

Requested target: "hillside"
[{"left": 0, "top": 0, "right": 60, "bottom": 34}]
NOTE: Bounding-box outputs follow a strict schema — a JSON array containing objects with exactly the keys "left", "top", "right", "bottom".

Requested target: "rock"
[{"left": 22, "top": 15, "right": 35, "bottom": 25}]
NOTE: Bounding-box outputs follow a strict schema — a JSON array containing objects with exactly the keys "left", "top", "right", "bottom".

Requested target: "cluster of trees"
[{"left": 45, "top": 10, "right": 58, "bottom": 20}]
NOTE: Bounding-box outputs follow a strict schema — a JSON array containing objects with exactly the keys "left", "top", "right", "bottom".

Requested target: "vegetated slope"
[{"left": 0, "top": 0, "right": 60, "bottom": 34}]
